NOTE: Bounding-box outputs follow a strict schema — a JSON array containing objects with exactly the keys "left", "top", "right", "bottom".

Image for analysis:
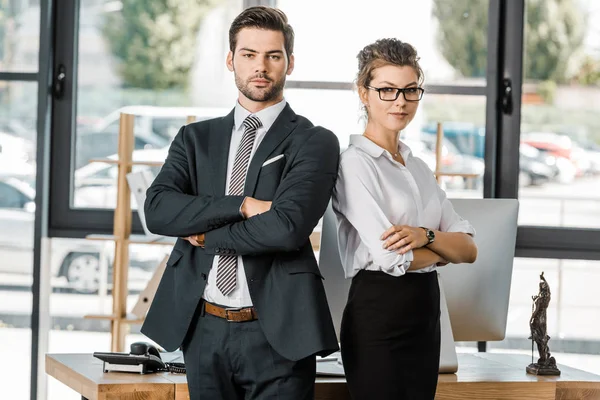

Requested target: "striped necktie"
[{"left": 216, "top": 114, "right": 262, "bottom": 296}]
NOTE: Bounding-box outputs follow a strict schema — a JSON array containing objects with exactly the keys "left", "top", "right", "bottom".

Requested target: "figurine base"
[{"left": 526, "top": 362, "right": 561, "bottom": 376}]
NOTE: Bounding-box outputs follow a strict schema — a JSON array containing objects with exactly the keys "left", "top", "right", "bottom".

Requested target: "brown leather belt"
[{"left": 204, "top": 302, "right": 258, "bottom": 322}]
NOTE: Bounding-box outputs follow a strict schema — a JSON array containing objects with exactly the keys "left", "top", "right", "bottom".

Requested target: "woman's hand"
[{"left": 381, "top": 225, "right": 429, "bottom": 254}]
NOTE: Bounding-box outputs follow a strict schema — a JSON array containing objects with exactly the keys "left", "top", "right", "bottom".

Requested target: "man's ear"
[
  {"left": 286, "top": 54, "right": 295, "bottom": 76},
  {"left": 226, "top": 51, "right": 234, "bottom": 72}
]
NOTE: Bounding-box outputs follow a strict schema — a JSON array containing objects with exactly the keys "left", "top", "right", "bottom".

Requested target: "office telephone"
[{"left": 93, "top": 342, "right": 186, "bottom": 374}]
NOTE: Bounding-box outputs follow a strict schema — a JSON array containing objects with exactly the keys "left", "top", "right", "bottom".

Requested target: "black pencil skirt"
[{"left": 340, "top": 270, "right": 441, "bottom": 400}]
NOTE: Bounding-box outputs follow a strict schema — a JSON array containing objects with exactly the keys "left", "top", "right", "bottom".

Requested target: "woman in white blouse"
[{"left": 332, "top": 38, "right": 478, "bottom": 400}]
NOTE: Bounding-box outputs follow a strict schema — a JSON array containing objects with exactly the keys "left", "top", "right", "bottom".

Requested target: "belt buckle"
[{"left": 225, "top": 307, "right": 242, "bottom": 322}]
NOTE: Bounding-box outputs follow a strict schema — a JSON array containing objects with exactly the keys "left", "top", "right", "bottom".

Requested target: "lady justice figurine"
[{"left": 526, "top": 272, "right": 561, "bottom": 375}]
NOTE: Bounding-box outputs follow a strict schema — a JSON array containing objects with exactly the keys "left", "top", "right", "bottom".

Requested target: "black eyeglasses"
[{"left": 366, "top": 85, "right": 425, "bottom": 102}]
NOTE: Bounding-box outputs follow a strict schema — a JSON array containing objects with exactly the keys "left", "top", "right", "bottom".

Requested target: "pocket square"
[{"left": 262, "top": 154, "right": 285, "bottom": 167}]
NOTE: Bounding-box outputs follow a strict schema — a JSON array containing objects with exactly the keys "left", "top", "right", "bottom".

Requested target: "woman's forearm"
[
  {"left": 407, "top": 248, "right": 444, "bottom": 271},
  {"left": 427, "top": 231, "right": 477, "bottom": 264}
]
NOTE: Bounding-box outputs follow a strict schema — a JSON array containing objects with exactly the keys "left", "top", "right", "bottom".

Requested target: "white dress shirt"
[
  {"left": 203, "top": 99, "right": 287, "bottom": 307},
  {"left": 332, "top": 134, "right": 475, "bottom": 279}
]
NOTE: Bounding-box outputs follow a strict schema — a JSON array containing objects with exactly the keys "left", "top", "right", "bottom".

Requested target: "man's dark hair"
[{"left": 229, "top": 6, "right": 294, "bottom": 62}]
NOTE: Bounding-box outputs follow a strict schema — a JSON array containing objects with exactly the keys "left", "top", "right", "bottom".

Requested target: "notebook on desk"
[{"left": 316, "top": 351, "right": 345, "bottom": 376}]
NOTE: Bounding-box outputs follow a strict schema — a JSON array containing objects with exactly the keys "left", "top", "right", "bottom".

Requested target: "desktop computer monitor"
[
  {"left": 437, "top": 198, "right": 519, "bottom": 341},
  {"left": 317, "top": 198, "right": 519, "bottom": 358}
]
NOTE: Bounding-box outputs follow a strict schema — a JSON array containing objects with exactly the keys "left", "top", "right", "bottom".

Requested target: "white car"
[
  {"left": 73, "top": 148, "right": 168, "bottom": 209},
  {"left": 0, "top": 153, "right": 36, "bottom": 181},
  {"left": 90, "top": 105, "right": 230, "bottom": 141},
  {"left": 0, "top": 177, "right": 168, "bottom": 293},
  {"left": 0, "top": 131, "right": 35, "bottom": 162}
]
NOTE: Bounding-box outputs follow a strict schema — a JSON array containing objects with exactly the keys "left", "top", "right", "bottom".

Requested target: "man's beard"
[{"left": 235, "top": 72, "right": 286, "bottom": 102}]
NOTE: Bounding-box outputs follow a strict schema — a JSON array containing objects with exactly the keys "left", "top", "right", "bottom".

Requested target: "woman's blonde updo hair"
[{"left": 356, "top": 38, "right": 424, "bottom": 90}]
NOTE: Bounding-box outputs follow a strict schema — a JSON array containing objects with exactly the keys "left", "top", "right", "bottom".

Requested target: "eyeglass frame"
[{"left": 365, "top": 85, "right": 425, "bottom": 102}]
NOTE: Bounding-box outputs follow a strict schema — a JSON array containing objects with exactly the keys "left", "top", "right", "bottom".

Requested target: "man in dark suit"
[{"left": 141, "top": 6, "right": 340, "bottom": 400}]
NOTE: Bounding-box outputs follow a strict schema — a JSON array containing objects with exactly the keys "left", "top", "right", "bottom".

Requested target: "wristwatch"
[{"left": 420, "top": 227, "right": 435, "bottom": 246}]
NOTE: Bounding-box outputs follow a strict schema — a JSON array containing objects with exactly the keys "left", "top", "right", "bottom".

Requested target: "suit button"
[
  {"left": 215, "top": 247, "right": 221, "bottom": 252},
  {"left": 201, "top": 273, "right": 207, "bottom": 281},
  {"left": 228, "top": 249, "right": 234, "bottom": 254}
]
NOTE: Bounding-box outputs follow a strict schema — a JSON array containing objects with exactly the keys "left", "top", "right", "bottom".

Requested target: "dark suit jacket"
[{"left": 141, "top": 104, "right": 340, "bottom": 361}]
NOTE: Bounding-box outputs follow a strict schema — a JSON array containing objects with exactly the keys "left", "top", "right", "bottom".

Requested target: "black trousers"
[
  {"left": 182, "top": 301, "right": 316, "bottom": 400},
  {"left": 340, "top": 270, "right": 441, "bottom": 400}
]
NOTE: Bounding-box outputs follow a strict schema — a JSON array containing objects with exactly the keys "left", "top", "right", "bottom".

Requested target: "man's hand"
[
  {"left": 183, "top": 233, "right": 205, "bottom": 247},
  {"left": 241, "top": 197, "right": 272, "bottom": 219},
  {"left": 381, "top": 225, "right": 429, "bottom": 254}
]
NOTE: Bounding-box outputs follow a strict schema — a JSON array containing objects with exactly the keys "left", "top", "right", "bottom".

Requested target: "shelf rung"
[
  {"left": 84, "top": 314, "right": 145, "bottom": 324},
  {"left": 434, "top": 172, "right": 481, "bottom": 178},
  {"left": 84, "top": 314, "right": 118, "bottom": 321},
  {"left": 88, "top": 158, "right": 165, "bottom": 167},
  {"left": 86, "top": 234, "right": 176, "bottom": 245}
]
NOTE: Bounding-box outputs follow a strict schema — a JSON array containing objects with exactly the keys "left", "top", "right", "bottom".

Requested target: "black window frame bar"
[
  {"left": 0, "top": 1, "right": 54, "bottom": 399},
  {"left": 49, "top": 0, "right": 146, "bottom": 238},
  {"left": 28, "top": 0, "right": 55, "bottom": 398},
  {"left": 285, "top": 80, "right": 487, "bottom": 96}
]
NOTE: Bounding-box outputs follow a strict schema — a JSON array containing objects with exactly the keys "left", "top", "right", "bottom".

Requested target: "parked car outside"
[
  {"left": 419, "top": 134, "right": 485, "bottom": 190},
  {"left": 89, "top": 105, "right": 231, "bottom": 142},
  {"left": 73, "top": 148, "right": 167, "bottom": 209},
  {"left": 422, "top": 121, "right": 486, "bottom": 158},
  {"left": 522, "top": 132, "right": 589, "bottom": 179},
  {"left": 519, "top": 143, "right": 558, "bottom": 186},
  {"left": 0, "top": 131, "right": 35, "bottom": 162},
  {"left": 0, "top": 177, "right": 168, "bottom": 293},
  {"left": 75, "top": 128, "right": 169, "bottom": 169}
]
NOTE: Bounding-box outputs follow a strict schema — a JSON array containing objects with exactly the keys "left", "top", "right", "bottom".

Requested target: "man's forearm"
[
  {"left": 204, "top": 130, "right": 340, "bottom": 256},
  {"left": 144, "top": 125, "right": 247, "bottom": 237},
  {"left": 144, "top": 190, "right": 245, "bottom": 237}
]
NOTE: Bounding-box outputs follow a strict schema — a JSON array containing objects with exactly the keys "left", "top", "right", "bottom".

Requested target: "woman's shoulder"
[
  {"left": 339, "top": 146, "right": 379, "bottom": 174},
  {"left": 340, "top": 145, "right": 375, "bottom": 164},
  {"left": 409, "top": 154, "right": 435, "bottom": 172}
]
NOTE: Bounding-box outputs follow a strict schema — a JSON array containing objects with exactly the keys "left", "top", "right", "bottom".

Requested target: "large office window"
[
  {"left": 71, "top": 0, "right": 241, "bottom": 208},
  {"left": 281, "top": 0, "right": 490, "bottom": 198},
  {"left": 0, "top": 1, "right": 40, "bottom": 399},
  {"left": 0, "top": 82, "right": 38, "bottom": 400},
  {"left": 51, "top": 0, "right": 243, "bottom": 235},
  {"left": 0, "top": 0, "right": 40, "bottom": 72},
  {"left": 515, "top": 0, "right": 600, "bottom": 260},
  {"left": 517, "top": 0, "right": 600, "bottom": 229}
]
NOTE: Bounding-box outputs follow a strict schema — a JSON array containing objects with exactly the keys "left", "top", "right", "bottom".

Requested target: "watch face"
[{"left": 427, "top": 229, "right": 435, "bottom": 242}]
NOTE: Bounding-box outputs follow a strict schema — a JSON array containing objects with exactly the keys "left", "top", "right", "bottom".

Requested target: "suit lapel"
[
  {"left": 244, "top": 104, "right": 298, "bottom": 195},
  {"left": 209, "top": 108, "right": 235, "bottom": 196}
]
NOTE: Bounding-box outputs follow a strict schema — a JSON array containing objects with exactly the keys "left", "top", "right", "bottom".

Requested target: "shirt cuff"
[
  {"left": 400, "top": 250, "right": 414, "bottom": 274},
  {"left": 239, "top": 197, "right": 247, "bottom": 218}
]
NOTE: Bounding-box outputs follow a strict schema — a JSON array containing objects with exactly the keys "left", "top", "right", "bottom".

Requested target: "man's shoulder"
[
  {"left": 181, "top": 112, "right": 233, "bottom": 138},
  {"left": 186, "top": 115, "right": 227, "bottom": 129},
  {"left": 293, "top": 114, "right": 337, "bottom": 142}
]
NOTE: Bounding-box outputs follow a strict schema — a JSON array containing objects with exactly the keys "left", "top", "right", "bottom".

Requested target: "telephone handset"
[{"left": 93, "top": 341, "right": 186, "bottom": 374}]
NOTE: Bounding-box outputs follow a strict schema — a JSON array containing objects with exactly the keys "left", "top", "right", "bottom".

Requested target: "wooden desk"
[{"left": 46, "top": 352, "right": 600, "bottom": 400}]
